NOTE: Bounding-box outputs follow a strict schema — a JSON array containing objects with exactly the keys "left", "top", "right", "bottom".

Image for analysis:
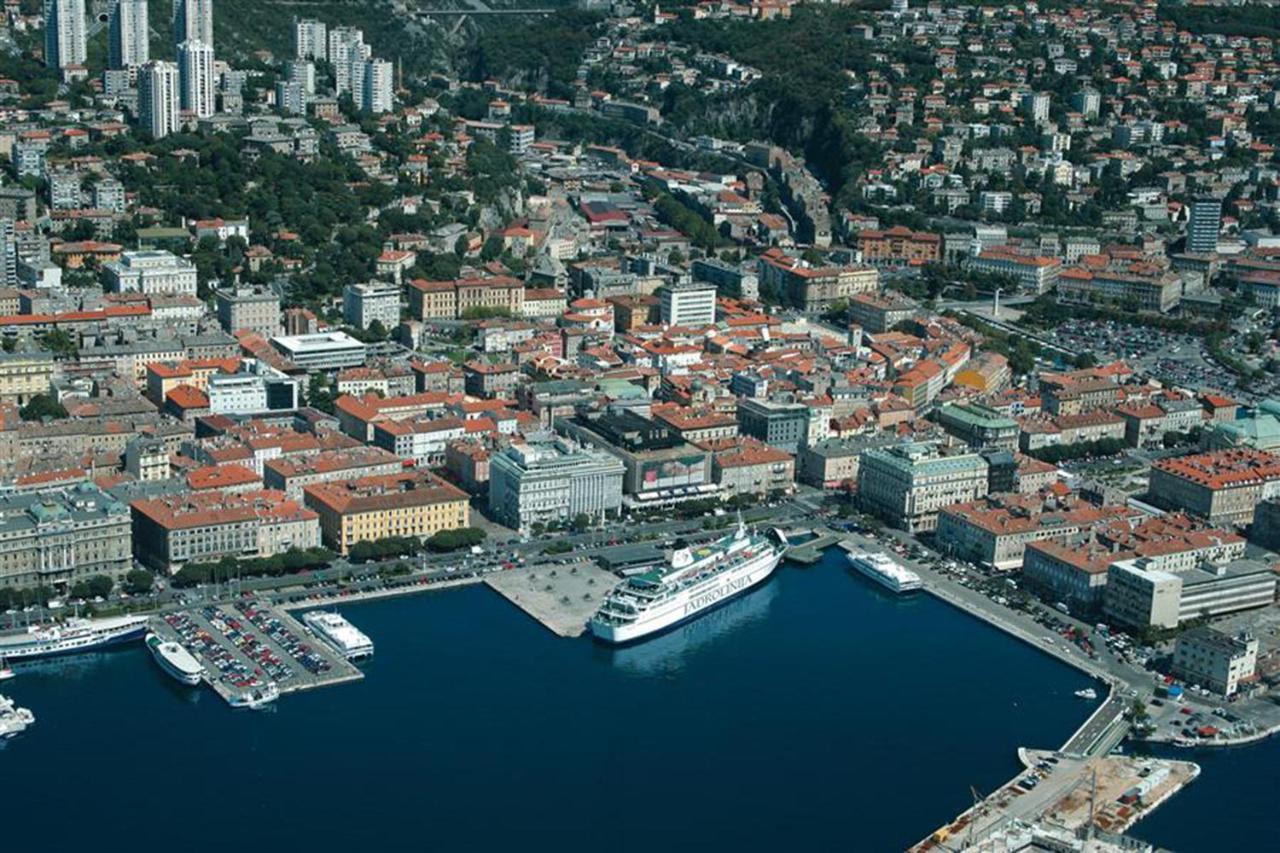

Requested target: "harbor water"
[{"left": 3, "top": 548, "right": 1100, "bottom": 851}]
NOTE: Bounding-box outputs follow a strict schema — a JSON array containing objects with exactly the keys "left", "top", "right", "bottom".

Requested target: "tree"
[
  {"left": 307, "top": 374, "right": 336, "bottom": 414},
  {"left": 20, "top": 394, "right": 68, "bottom": 422},
  {"left": 425, "top": 527, "right": 487, "bottom": 553},
  {"left": 41, "top": 328, "right": 78, "bottom": 357},
  {"left": 70, "top": 574, "right": 113, "bottom": 600},
  {"left": 124, "top": 569, "right": 154, "bottom": 595},
  {"left": 570, "top": 513, "right": 592, "bottom": 533}
]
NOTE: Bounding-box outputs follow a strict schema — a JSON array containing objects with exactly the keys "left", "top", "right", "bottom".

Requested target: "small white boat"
[
  {"left": 0, "top": 693, "right": 34, "bottom": 738},
  {"left": 229, "top": 682, "right": 278, "bottom": 710},
  {"left": 1074, "top": 688, "right": 1098, "bottom": 700}
]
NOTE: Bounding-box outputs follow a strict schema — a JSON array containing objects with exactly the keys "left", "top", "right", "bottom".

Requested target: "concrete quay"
[{"left": 485, "top": 559, "right": 618, "bottom": 638}]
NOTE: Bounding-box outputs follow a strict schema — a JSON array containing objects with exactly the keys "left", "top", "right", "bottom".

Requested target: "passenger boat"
[{"left": 145, "top": 632, "right": 205, "bottom": 686}]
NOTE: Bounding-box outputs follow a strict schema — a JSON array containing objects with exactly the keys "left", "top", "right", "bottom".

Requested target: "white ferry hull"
[
  {"left": 146, "top": 634, "right": 204, "bottom": 686},
  {"left": 591, "top": 552, "right": 781, "bottom": 644},
  {"left": 847, "top": 554, "right": 922, "bottom": 594},
  {"left": 0, "top": 617, "right": 149, "bottom": 661}
]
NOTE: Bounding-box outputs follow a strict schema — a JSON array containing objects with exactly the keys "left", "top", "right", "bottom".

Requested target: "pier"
[
  {"left": 149, "top": 600, "right": 363, "bottom": 706},
  {"left": 484, "top": 559, "right": 616, "bottom": 638}
]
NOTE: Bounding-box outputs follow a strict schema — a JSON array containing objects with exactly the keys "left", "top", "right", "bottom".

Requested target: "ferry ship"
[
  {"left": 303, "top": 611, "right": 374, "bottom": 660},
  {"left": 0, "top": 693, "right": 34, "bottom": 739},
  {"left": 589, "top": 517, "right": 784, "bottom": 644},
  {"left": 846, "top": 550, "right": 923, "bottom": 594},
  {"left": 145, "top": 632, "right": 205, "bottom": 686},
  {"left": 0, "top": 615, "right": 149, "bottom": 661}
]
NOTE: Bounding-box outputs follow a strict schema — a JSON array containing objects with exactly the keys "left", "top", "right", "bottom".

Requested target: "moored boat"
[{"left": 145, "top": 632, "right": 205, "bottom": 686}]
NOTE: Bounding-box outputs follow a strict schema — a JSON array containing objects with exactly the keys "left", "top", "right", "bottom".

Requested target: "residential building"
[
  {"left": 303, "top": 470, "right": 470, "bottom": 554},
  {"left": 712, "top": 441, "right": 795, "bottom": 498},
  {"left": 357, "top": 59, "right": 393, "bottom": 114},
  {"left": 1188, "top": 196, "right": 1223, "bottom": 255},
  {"left": 45, "top": 0, "right": 87, "bottom": 70},
  {"left": 0, "top": 353, "right": 55, "bottom": 404},
  {"left": 937, "top": 493, "right": 1124, "bottom": 571},
  {"left": 263, "top": 446, "right": 403, "bottom": 498},
  {"left": 178, "top": 39, "right": 216, "bottom": 118},
  {"left": 857, "top": 442, "right": 989, "bottom": 533},
  {"left": 488, "top": 438, "right": 626, "bottom": 533},
  {"left": 131, "top": 489, "right": 320, "bottom": 572},
  {"left": 756, "top": 249, "right": 878, "bottom": 312},
  {"left": 856, "top": 226, "right": 941, "bottom": 267},
  {"left": 138, "top": 60, "right": 181, "bottom": 139},
  {"left": 109, "top": 0, "right": 149, "bottom": 70},
  {"left": 294, "top": 18, "right": 328, "bottom": 61},
  {"left": 1173, "top": 628, "right": 1259, "bottom": 697},
  {"left": 847, "top": 291, "right": 917, "bottom": 333},
  {"left": 215, "top": 285, "right": 280, "bottom": 337},
  {"left": 172, "top": 0, "right": 214, "bottom": 46}
]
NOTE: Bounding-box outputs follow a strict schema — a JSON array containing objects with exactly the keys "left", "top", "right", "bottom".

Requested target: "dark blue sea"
[{"left": 3, "top": 549, "right": 1115, "bottom": 851}]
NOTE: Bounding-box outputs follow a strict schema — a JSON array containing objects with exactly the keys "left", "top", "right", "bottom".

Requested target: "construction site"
[{"left": 912, "top": 750, "right": 1200, "bottom": 851}]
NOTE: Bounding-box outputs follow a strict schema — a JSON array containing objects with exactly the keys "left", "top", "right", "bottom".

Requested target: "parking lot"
[{"left": 154, "top": 600, "right": 362, "bottom": 706}]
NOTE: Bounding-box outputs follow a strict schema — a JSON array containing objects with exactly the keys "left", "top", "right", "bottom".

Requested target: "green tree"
[
  {"left": 19, "top": 394, "right": 68, "bottom": 422},
  {"left": 124, "top": 569, "right": 154, "bottom": 595}
]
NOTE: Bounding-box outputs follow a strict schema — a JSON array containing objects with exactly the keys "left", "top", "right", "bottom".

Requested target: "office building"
[
  {"left": 1106, "top": 558, "right": 1277, "bottom": 631},
  {"left": 172, "top": 0, "right": 214, "bottom": 47},
  {"left": 737, "top": 398, "right": 811, "bottom": 454},
  {"left": 659, "top": 281, "right": 717, "bottom": 328},
  {"left": 343, "top": 282, "right": 400, "bottom": 331},
  {"left": 557, "top": 409, "right": 714, "bottom": 510},
  {"left": 103, "top": 249, "right": 198, "bottom": 296},
  {"left": 936, "top": 402, "right": 1020, "bottom": 451},
  {"left": 215, "top": 285, "right": 280, "bottom": 337},
  {"left": 1148, "top": 447, "right": 1280, "bottom": 526},
  {"left": 0, "top": 483, "right": 132, "bottom": 590},
  {"left": 207, "top": 360, "right": 301, "bottom": 415},
  {"left": 1188, "top": 196, "right": 1223, "bottom": 255},
  {"left": 138, "top": 60, "right": 181, "bottom": 138},
  {"left": 857, "top": 442, "right": 989, "bottom": 533},
  {"left": 1173, "top": 628, "right": 1258, "bottom": 697},
  {"left": 966, "top": 249, "right": 1061, "bottom": 294},
  {"left": 178, "top": 39, "right": 216, "bottom": 118},
  {"left": 488, "top": 438, "right": 626, "bottom": 533},
  {"left": 131, "top": 489, "right": 320, "bottom": 572},
  {"left": 856, "top": 226, "right": 942, "bottom": 268},
  {"left": 294, "top": 18, "right": 328, "bottom": 61},
  {"left": 109, "top": 0, "right": 149, "bottom": 70},
  {"left": 303, "top": 470, "right": 470, "bottom": 555},
  {"left": 44, "top": 0, "right": 87, "bottom": 70},
  {"left": 270, "top": 332, "right": 367, "bottom": 370}
]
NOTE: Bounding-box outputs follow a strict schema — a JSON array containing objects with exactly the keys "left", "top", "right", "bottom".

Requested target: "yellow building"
[
  {"left": 303, "top": 470, "right": 470, "bottom": 554},
  {"left": 0, "top": 353, "right": 55, "bottom": 404}
]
